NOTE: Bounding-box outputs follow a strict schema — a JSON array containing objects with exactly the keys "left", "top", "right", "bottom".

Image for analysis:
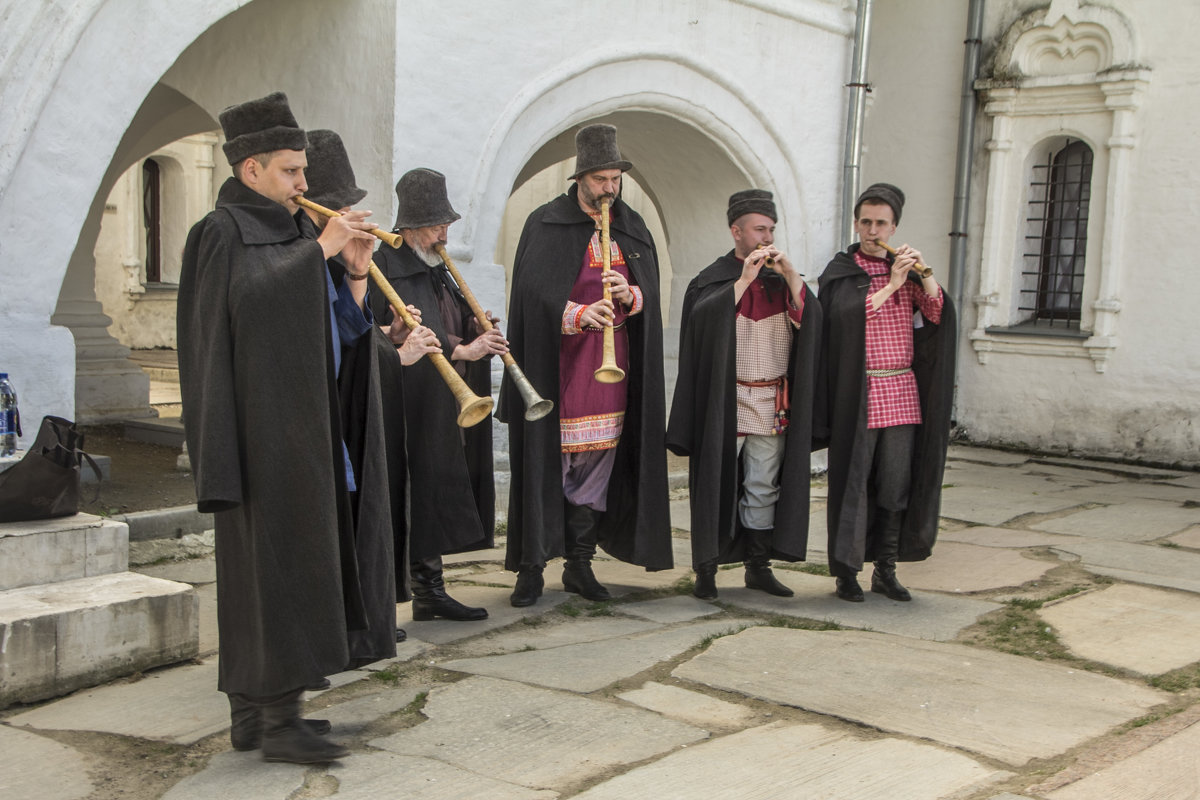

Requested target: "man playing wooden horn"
[
  {"left": 815, "top": 182, "right": 956, "bottom": 603},
  {"left": 667, "top": 190, "right": 820, "bottom": 600},
  {"left": 177, "top": 93, "right": 378, "bottom": 764},
  {"left": 370, "top": 168, "right": 505, "bottom": 622},
  {"left": 499, "top": 123, "right": 672, "bottom": 608}
]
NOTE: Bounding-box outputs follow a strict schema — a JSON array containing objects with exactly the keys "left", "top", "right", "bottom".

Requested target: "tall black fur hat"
[
  {"left": 219, "top": 91, "right": 307, "bottom": 166},
  {"left": 571, "top": 123, "right": 633, "bottom": 179},
  {"left": 393, "top": 168, "right": 461, "bottom": 230},
  {"left": 727, "top": 189, "right": 777, "bottom": 226},
  {"left": 854, "top": 182, "right": 906, "bottom": 224},
  {"left": 303, "top": 130, "right": 367, "bottom": 209}
]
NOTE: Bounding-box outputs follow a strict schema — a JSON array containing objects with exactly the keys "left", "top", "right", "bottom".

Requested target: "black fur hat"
[
  {"left": 219, "top": 91, "right": 307, "bottom": 166},
  {"left": 571, "top": 123, "right": 632, "bottom": 179},
  {"left": 393, "top": 168, "right": 461, "bottom": 230},
  {"left": 854, "top": 182, "right": 906, "bottom": 224},
  {"left": 303, "top": 130, "right": 367, "bottom": 209},
  {"left": 727, "top": 189, "right": 777, "bottom": 226}
]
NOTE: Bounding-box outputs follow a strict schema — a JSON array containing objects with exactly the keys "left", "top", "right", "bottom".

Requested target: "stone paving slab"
[
  {"left": 573, "top": 721, "right": 1010, "bottom": 800},
  {"left": 1032, "top": 501, "right": 1200, "bottom": 541},
  {"left": 897, "top": 541, "right": 1054, "bottom": 593},
  {"left": 1038, "top": 584, "right": 1200, "bottom": 674},
  {"left": 1168, "top": 525, "right": 1200, "bottom": 549},
  {"left": 1046, "top": 481, "right": 1200, "bottom": 506},
  {"left": 617, "top": 681, "right": 757, "bottom": 729},
  {"left": 135, "top": 557, "right": 217, "bottom": 585},
  {"left": 1166, "top": 472, "right": 1200, "bottom": 490},
  {"left": 371, "top": 676, "right": 707, "bottom": 790},
  {"left": 938, "top": 485, "right": 1082, "bottom": 526},
  {"left": 1023, "top": 464, "right": 1124, "bottom": 484},
  {"left": 451, "top": 616, "right": 662, "bottom": 659},
  {"left": 160, "top": 750, "right": 306, "bottom": 800},
  {"left": 333, "top": 752, "right": 557, "bottom": 799},
  {"left": 1031, "top": 457, "right": 1184, "bottom": 481},
  {"left": 194, "top": 581, "right": 219, "bottom": 654},
  {"left": 8, "top": 658, "right": 227, "bottom": 744},
  {"left": 617, "top": 595, "right": 722, "bottom": 623},
  {"left": 670, "top": 498, "right": 691, "bottom": 531},
  {"left": 941, "top": 465, "right": 1067, "bottom": 494},
  {"left": 438, "top": 619, "right": 757, "bottom": 693},
  {"left": 938, "top": 526, "right": 1083, "bottom": 549},
  {"left": 0, "top": 725, "right": 92, "bottom": 800},
  {"left": 398, "top": 585, "right": 571, "bottom": 645},
  {"left": 673, "top": 627, "right": 1167, "bottom": 766},
  {"left": 1045, "top": 719, "right": 1200, "bottom": 800},
  {"left": 712, "top": 570, "right": 1000, "bottom": 641},
  {"left": 947, "top": 446, "right": 1032, "bottom": 466},
  {"left": 320, "top": 686, "right": 427, "bottom": 736},
  {"left": 1052, "top": 539, "right": 1200, "bottom": 594}
]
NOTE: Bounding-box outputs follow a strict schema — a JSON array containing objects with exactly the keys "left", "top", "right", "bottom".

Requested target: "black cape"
[
  {"left": 370, "top": 243, "right": 495, "bottom": 560},
  {"left": 498, "top": 185, "right": 672, "bottom": 571},
  {"left": 178, "top": 178, "right": 366, "bottom": 695},
  {"left": 666, "top": 253, "right": 820, "bottom": 566},
  {"left": 814, "top": 244, "right": 957, "bottom": 571}
]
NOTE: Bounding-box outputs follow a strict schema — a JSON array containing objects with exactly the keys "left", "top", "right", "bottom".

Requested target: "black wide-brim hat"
[
  {"left": 219, "top": 91, "right": 307, "bottom": 166},
  {"left": 394, "top": 168, "right": 461, "bottom": 230},
  {"left": 303, "top": 130, "right": 367, "bottom": 209},
  {"left": 571, "top": 123, "right": 632, "bottom": 179}
]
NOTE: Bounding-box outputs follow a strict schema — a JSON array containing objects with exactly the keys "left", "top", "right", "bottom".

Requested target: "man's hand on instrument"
[
  {"left": 397, "top": 324, "right": 441, "bottom": 366},
  {"left": 384, "top": 304, "right": 422, "bottom": 344},
  {"left": 317, "top": 209, "right": 376, "bottom": 261},
  {"left": 580, "top": 298, "right": 616, "bottom": 328},
  {"left": 890, "top": 248, "right": 918, "bottom": 290},
  {"left": 455, "top": 328, "right": 508, "bottom": 361},
  {"left": 602, "top": 270, "right": 633, "bottom": 306},
  {"left": 893, "top": 244, "right": 926, "bottom": 275}
]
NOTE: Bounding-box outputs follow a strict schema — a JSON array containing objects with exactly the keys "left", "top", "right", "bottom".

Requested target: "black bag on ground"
[{"left": 0, "top": 416, "right": 101, "bottom": 523}]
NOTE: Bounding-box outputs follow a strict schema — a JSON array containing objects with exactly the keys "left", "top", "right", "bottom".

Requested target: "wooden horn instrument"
[
  {"left": 295, "top": 196, "right": 404, "bottom": 249},
  {"left": 872, "top": 240, "right": 934, "bottom": 278},
  {"left": 593, "top": 199, "right": 626, "bottom": 384},
  {"left": 434, "top": 245, "right": 554, "bottom": 422},
  {"left": 294, "top": 196, "right": 492, "bottom": 427}
]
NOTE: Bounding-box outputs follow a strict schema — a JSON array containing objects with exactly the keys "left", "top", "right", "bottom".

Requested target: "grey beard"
[{"left": 410, "top": 242, "right": 443, "bottom": 267}]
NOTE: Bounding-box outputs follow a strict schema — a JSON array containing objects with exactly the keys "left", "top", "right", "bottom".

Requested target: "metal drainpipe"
[
  {"left": 949, "top": 0, "right": 985, "bottom": 315},
  {"left": 841, "top": 0, "right": 873, "bottom": 247}
]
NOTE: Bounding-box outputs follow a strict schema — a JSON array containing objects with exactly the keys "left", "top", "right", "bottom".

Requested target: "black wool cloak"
[
  {"left": 178, "top": 178, "right": 362, "bottom": 696},
  {"left": 312, "top": 243, "right": 400, "bottom": 663},
  {"left": 814, "top": 244, "right": 957, "bottom": 572},
  {"left": 498, "top": 184, "right": 672, "bottom": 572},
  {"left": 370, "top": 243, "right": 494, "bottom": 560},
  {"left": 666, "top": 253, "right": 820, "bottom": 566}
]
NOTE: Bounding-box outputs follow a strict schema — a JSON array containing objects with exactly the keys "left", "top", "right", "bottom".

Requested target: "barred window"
[
  {"left": 142, "top": 158, "right": 162, "bottom": 284},
  {"left": 1020, "top": 140, "right": 1092, "bottom": 327}
]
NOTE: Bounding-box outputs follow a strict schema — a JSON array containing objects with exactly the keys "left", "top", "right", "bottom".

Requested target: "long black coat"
[
  {"left": 178, "top": 178, "right": 361, "bottom": 696},
  {"left": 666, "top": 253, "right": 820, "bottom": 566},
  {"left": 814, "top": 245, "right": 957, "bottom": 572},
  {"left": 498, "top": 185, "right": 672, "bottom": 572},
  {"left": 370, "top": 243, "right": 494, "bottom": 561}
]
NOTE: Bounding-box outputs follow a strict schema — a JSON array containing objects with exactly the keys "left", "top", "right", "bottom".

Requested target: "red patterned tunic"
[{"left": 735, "top": 275, "right": 804, "bottom": 435}]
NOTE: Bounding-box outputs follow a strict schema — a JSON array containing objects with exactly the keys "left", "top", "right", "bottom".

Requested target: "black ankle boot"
[
  {"left": 258, "top": 690, "right": 348, "bottom": 763},
  {"left": 229, "top": 693, "right": 331, "bottom": 751},
  {"left": 871, "top": 563, "right": 912, "bottom": 601},
  {"left": 870, "top": 510, "right": 912, "bottom": 601},
  {"left": 743, "top": 527, "right": 793, "bottom": 597},
  {"left": 510, "top": 565, "right": 544, "bottom": 607},
  {"left": 411, "top": 555, "right": 488, "bottom": 621},
  {"left": 693, "top": 561, "right": 718, "bottom": 600},
  {"left": 835, "top": 575, "right": 865, "bottom": 602},
  {"left": 563, "top": 502, "right": 612, "bottom": 601}
]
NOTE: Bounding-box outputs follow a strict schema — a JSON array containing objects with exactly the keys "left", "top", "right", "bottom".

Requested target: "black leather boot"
[
  {"left": 562, "top": 502, "right": 612, "bottom": 601},
  {"left": 693, "top": 560, "right": 718, "bottom": 600},
  {"left": 259, "top": 689, "right": 348, "bottom": 763},
  {"left": 871, "top": 510, "right": 912, "bottom": 601},
  {"left": 835, "top": 575, "right": 865, "bottom": 602},
  {"left": 410, "top": 555, "right": 488, "bottom": 621},
  {"left": 229, "top": 693, "right": 330, "bottom": 751},
  {"left": 743, "top": 527, "right": 793, "bottom": 597},
  {"left": 510, "top": 564, "right": 544, "bottom": 607}
]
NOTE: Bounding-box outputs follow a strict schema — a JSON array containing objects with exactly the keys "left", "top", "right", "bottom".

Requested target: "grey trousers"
[{"left": 736, "top": 433, "right": 787, "bottom": 530}]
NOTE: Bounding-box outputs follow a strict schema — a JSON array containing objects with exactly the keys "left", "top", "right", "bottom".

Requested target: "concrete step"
[
  {"left": 0, "top": 570, "right": 199, "bottom": 708},
  {"left": 0, "top": 514, "right": 127, "bottom": 592},
  {"left": 123, "top": 418, "right": 185, "bottom": 448}
]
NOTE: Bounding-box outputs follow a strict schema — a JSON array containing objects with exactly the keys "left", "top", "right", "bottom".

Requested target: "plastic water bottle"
[{"left": 0, "top": 373, "right": 18, "bottom": 456}]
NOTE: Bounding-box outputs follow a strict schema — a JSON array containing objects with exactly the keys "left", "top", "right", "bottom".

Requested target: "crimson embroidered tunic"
[
  {"left": 735, "top": 275, "right": 804, "bottom": 435},
  {"left": 558, "top": 224, "right": 644, "bottom": 452},
  {"left": 856, "top": 250, "right": 943, "bottom": 429}
]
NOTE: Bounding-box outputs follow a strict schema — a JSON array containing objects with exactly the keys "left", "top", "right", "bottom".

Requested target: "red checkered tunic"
[
  {"left": 856, "top": 250, "right": 943, "bottom": 429},
  {"left": 735, "top": 275, "right": 804, "bottom": 435}
]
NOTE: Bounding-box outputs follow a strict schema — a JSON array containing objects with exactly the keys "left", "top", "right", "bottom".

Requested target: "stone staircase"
[{"left": 0, "top": 513, "right": 198, "bottom": 708}]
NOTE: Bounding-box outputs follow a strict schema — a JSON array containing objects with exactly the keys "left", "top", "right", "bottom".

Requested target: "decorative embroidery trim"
[{"left": 560, "top": 411, "right": 624, "bottom": 453}]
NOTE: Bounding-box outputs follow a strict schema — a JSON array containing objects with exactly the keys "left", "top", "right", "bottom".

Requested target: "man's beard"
[
  {"left": 581, "top": 187, "right": 616, "bottom": 212},
  {"left": 409, "top": 241, "right": 444, "bottom": 267}
]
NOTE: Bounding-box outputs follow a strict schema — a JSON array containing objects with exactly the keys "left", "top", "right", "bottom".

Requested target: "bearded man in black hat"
[
  {"left": 499, "top": 123, "right": 672, "bottom": 608},
  {"left": 370, "top": 168, "right": 505, "bottom": 622},
  {"left": 667, "top": 190, "right": 819, "bottom": 600},
  {"left": 815, "top": 182, "right": 956, "bottom": 603},
  {"left": 299, "top": 131, "right": 441, "bottom": 659},
  {"left": 178, "top": 93, "right": 379, "bottom": 764}
]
